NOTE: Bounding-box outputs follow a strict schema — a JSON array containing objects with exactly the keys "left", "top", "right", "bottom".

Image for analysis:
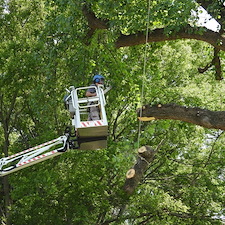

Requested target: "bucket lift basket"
[{"left": 65, "top": 85, "right": 108, "bottom": 150}]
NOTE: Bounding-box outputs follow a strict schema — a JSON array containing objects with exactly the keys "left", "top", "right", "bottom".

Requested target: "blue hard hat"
[{"left": 93, "top": 74, "right": 104, "bottom": 83}]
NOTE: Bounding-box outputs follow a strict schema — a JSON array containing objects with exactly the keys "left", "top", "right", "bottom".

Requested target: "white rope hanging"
[{"left": 137, "top": 0, "right": 151, "bottom": 149}]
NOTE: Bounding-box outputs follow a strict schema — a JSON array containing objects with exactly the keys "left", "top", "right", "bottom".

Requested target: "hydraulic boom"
[{"left": 0, "top": 135, "right": 69, "bottom": 177}]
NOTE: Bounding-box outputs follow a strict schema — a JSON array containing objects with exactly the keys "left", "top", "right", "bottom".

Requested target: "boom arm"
[{"left": 0, "top": 135, "right": 70, "bottom": 177}]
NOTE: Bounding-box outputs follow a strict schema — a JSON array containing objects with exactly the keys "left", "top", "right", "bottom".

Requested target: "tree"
[{"left": 1, "top": 0, "right": 225, "bottom": 224}]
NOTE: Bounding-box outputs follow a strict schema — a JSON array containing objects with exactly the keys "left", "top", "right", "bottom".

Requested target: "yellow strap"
[{"left": 138, "top": 117, "right": 155, "bottom": 121}]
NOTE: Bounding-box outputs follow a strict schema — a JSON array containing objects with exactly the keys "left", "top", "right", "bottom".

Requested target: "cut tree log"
[{"left": 124, "top": 146, "right": 155, "bottom": 195}]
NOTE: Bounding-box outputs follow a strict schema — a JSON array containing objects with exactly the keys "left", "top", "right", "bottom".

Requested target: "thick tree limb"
[
  {"left": 82, "top": 5, "right": 109, "bottom": 42},
  {"left": 138, "top": 104, "right": 225, "bottom": 130},
  {"left": 115, "top": 26, "right": 225, "bottom": 50},
  {"left": 82, "top": 5, "right": 225, "bottom": 51},
  {"left": 124, "top": 146, "right": 155, "bottom": 195},
  {"left": 82, "top": 5, "right": 109, "bottom": 30}
]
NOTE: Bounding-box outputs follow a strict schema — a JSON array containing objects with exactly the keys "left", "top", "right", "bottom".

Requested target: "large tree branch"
[
  {"left": 82, "top": 5, "right": 109, "bottom": 42},
  {"left": 82, "top": 5, "right": 109, "bottom": 30},
  {"left": 82, "top": 5, "right": 225, "bottom": 51},
  {"left": 138, "top": 104, "right": 225, "bottom": 130},
  {"left": 115, "top": 26, "right": 225, "bottom": 50}
]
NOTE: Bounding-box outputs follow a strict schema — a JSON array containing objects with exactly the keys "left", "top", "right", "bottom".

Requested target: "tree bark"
[
  {"left": 137, "top": 103, "right": 225, "bottom": 130},
  {"left": 2, "top": 177, "right": 12, "bottom": 225},
  {"left": 115, "top": 27, "right": 225, "bottom": 50},
  {"left": 212, "top": 48, "right": 222, "bottom": 80},
  {"left": 124, "top": 146, "right": 155, "bottom": 195}
]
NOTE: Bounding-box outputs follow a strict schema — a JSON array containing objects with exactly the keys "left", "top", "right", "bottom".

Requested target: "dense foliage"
[{"left": 1, "top": 0, "right": 225, "bottom": 224}]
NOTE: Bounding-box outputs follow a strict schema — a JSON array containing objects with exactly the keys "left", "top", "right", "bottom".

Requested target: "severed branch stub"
[
  {"left": 137, "top": 103, "right": 225, "bottom": 130},
  {"left": 124, "top": 146, "right": 155, "bottom": 195}
]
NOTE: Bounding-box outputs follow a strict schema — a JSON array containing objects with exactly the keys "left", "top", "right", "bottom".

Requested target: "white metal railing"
[{"left": 66, "top": 85, "right": 107, "bottom": 129}]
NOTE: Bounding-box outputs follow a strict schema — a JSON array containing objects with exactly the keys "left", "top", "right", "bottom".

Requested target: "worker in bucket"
[{"left": 86, "top": 74, "right": 105, "bottom": 121}]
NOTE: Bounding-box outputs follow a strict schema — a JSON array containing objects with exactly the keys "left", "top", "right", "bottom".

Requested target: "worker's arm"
[{"left": 86, "top": 91, "right": 96, "bottom": 97}]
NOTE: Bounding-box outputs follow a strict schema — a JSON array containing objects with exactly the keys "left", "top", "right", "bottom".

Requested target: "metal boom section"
[{"left": 0, "top": 136, "right": 69, "bottom": 177}]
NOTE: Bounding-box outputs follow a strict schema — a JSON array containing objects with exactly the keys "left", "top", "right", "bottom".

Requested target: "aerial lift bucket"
[{"left": 65, "top": 85, "right": 108, "bottom": 150}]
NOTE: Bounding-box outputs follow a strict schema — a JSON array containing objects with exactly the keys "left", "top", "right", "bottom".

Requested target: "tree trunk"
[
  {"left": 2, "top": 177, "right": 11, "bottom": 225},
  {"left": 1, "top": 130, "right": 12, "bottom": 225},
  {"left": 0, "top": 93, "right": 17, "bottom": 225}
]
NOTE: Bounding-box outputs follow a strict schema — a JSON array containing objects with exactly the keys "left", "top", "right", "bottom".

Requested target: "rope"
[{"left": 137, "top": 0, "right": 151, "bottom": 150}]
